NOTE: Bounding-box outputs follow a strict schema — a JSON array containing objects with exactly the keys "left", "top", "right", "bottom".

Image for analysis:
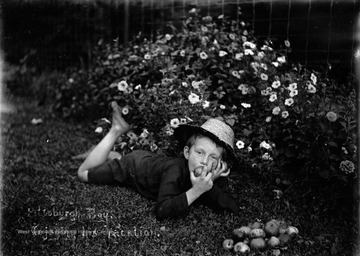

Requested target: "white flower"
[
  {"left": 236, "top": 140, "right": 245, "bottom": 149},
  {"left": 166, "top": 126, "right": 174, "bottom": 136},
  {"left": 95, "top": 127, "right": 103, "bottom": 133},
  {"left": 258, "top": 52, "right": 265, "bottom": 59},
  {"left": 241, "top": 103, "right": 251, "bottom": 108},
  {"left": 135, "top": 84, "right": 142, "bottom": 90},
  {"left": 326, "top": 111, "right": 337, "bottom": 122},
  {"left": 269, "top": 93, "right": 277, "bottom": 102},
  {"left": 68, "top": 78, "right": 74, "bottom": 83},
  {"left": 165, "top": 34, "right": 173, "bottom": 41},
  {"left": 271, "top": 81, "right": 281, "bottom": 89},
  {"left": 189, "top": 8, "right": 197, "bottom": 13},
  {"left": 188, "top": 92, "right": 200, "bottom": 104},
  {"left": 277, "top": 56, "right": 286, "bottom": 63},
  {"left": 170, "top": 118, "right": 180, "bottom": 128},
  {"left": 262, "top": 152, "right": 273, "bottom": 161},
  {"left": 219, "top": 50, "right": 228, "bottom": 57},
  {"left": 272, "top": 62, "right": 279, "bottom": 67},
  {"left": 192, "top": 81, "right": 201, "bottom": 90},
  {"left": 122, "top": 106, "right": 129, "bottom": 115},
  {"left": 232, "top": 70, "right": 241, "bottom": 79},
  {"left": 265, "top": 116, "right": 272, "bottom": 122},
  {"left": 220, "top": 104, "right": 226, "bottom": 109},
  {"left": 182, "top": 81, "right": 188, "bottom": 87},
  {"left": 285, "top": 98, "right": 294, "bottom": 106},
  {"left": 200, "top": 52, "right": 208, "bottom": 59},
  {"left": 310, "top": 73, "right": 317, "bottom": 85},
  {"left": 307, "top": 83, "right": 317, "bottom": 93},
  {"left": 235, "top": 53, "right": 244, "bottom": 60},
  {"left": 244, "top": 49, "right": 254, "bottom": 55},
  {"left": 260, "top": 73, "right": 268, "bottom": 81},
  {"left": 284, "top": 40, "right": 291, "bottom": 47},
  {"left": 144, "top": 53, "right": 151, "bottom": 60},
  {"left": 281, "top": 111, "right": 289, "bottom": 118},
  {"left": 140, "top": 129, "right": 149, "bottom": 138},
  {"left": 180, "top": 50, "right": 186, "bottom": 57},
  {"left": 202, "top": 100, "right": 210, "bottom": 109},
  {"left": 289, "top": 83, "right": 297, "bottom": 90},
  {"left": 114, "top": 81, "right": 128, "bottom": 92},
  {"left": 260, "top": 141, "right": 272, "bottom": 150},
  {"left": 289, "top": 89, "right": 298, "bottom": 97},
  {"left": 272, "top": 106, "right": 281, "bottom": 115}
]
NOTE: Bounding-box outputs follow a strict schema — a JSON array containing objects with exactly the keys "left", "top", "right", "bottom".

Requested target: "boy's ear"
[{"left": 183, "top": 146, "right": 190, "bottom": 160}]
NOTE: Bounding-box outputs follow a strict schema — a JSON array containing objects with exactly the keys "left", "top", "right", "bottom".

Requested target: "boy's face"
[{"left": 183, "top": 136, "right": 223, "bottom": 173}]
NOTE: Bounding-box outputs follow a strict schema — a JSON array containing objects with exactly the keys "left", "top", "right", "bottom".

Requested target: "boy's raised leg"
[{"left": 77, "top": 102, "right": 130, "bottom": 182}]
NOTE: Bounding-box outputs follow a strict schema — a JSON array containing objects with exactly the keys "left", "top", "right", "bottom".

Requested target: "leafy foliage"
[{"left": 48, "top": 9, "right": 357, "bottom": 206}]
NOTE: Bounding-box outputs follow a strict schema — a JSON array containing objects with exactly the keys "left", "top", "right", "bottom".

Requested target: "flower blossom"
[
  {"left": 232, "top": 70, "right": 241, "bottom": 79},
  {"left": 241, "top": 103, "right": 251, "bottom": 108},
  {"left": 180, "top": 50, "right": 186, "bottom": 57},
  {"left": 260, "top": 141, "right": 272, "bottom": 150},
  {"left": 188, "top": 92, "right": 200, "bottom": 104},
  {"left": 277, "top": 56, "right": 286, "bottom": 63},
  {"left": 200, "top": 52, "right": 208, "bottom": 59},
  {"left": 219, "top": 50, "right": 228, "bottom": 57},
  {"left": 192, "top": 80, "right": 203, "bottom": 90},
  {"left": 339, "top": 160, "right": 355, "bottom": 174},
  {"left": 235, "top": 53, "right": 244, "bottom": 60},
  {"left": 272, "top": 106, "right": 281, "bottom": 115},
  {"left": 262, "top": 152, "right": 273, "bottom": 161},
  {"left": 289, "top": 89, "right": 298, "bottom": 97},
  {"left": 95, "top": 127, "right": 103, "bottom": 133},
  {"left": 236, "top": 140, "right": 245, "bottom": 149},
  {"left": 272, "top": 81, "right": 281, "bottom": 89},
  {"left": 307, "top": 82, "right": 317, "bottom": 93},
  {"left": 202, "top": 100, "right": 210, "bottom": 109},
  {"left": 122, "top": 106, "right": 129, "bottom": 115},
  {"left": 310, "top": 73, "right": 317, "bottom": 85},
  {"left": 285, "top": 98, "right": 294, "bottom": 106},
  {"left": 288, "top": 83, "right": 297, "bottom": 90},
  {"left": 265, "top": 116, "right": 272, "bottom": 122},
  {"left": 281, "top": 111, "right": 289, "bottom": 118},
  {"left": 144, "top": 53, "right": 151, "bottom": 60},
  {"left": 165, "top": 34, "right": 173, "bottom": 41},
  {"left": 269, "top": 93, "right": 277, "bottom": 102},
  {"left": 260, "top": 73, "right": 268, "bottom": 81},
  {"left": 170, "top": 118, "right": 180, "bottom": 128},
  {"left": 284, "top": 40, "right": 291, "bottom": 47},
  {"left": 244, "top": 49, "right": 254, "bottom": 55},
  {"left": 326, "top": 111, "right": 337, "bottom": 122}
]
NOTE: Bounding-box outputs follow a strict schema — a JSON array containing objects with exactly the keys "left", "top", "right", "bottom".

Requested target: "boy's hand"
[
  {"left": 211, "top": 160, "right": 230, "bottom": 181},
  {"left": 190, "top": 166, "right": 213, "bottom": 194}
]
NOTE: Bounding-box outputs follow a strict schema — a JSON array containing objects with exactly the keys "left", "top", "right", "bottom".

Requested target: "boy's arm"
[
  {"left": 155, "top": 166, "right": 212, "bottom": 220},
  {"left": 199, "top": 177, "right": 239, "bottom": 215}
]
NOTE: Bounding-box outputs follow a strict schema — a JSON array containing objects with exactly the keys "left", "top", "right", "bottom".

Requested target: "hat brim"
[{"left": 174, "top": 124, "right": 238, "bottom": 166}]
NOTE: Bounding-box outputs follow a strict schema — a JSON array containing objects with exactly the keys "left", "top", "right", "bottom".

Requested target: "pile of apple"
[{"left": 222, "top": 219, "right": 299, "bottom": 253}]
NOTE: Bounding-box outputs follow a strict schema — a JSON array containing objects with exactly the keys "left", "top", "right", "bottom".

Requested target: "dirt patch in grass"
[{"left": 1, "top": 96, "right": 358, "bottom": 256}]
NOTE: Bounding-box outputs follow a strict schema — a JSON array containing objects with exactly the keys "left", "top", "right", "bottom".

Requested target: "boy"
[{"left": 78, "top": 102, "right": 239, "bottom": 220}]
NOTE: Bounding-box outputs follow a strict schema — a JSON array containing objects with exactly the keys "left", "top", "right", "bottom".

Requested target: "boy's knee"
[{"left": 77, "top": 168, "right": 89, "bottom": 183}]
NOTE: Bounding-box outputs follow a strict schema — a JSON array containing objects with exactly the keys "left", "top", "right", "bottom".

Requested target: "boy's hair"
[{"left": 186, "top": 133, "right": 228, "bottom": 161}]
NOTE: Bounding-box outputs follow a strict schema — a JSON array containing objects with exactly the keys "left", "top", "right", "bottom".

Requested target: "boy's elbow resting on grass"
[{"left": 77, "top": 168, "right": 89, "bottom": 182}]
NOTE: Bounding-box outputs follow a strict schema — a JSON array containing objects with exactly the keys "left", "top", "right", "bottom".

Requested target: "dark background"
[{"left": 2, "top": 0, "right": 359, "bottom": 81}]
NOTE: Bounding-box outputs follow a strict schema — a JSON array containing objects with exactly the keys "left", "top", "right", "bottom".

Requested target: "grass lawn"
[{"left": 1, "top": 94, "right": 358, "bottom": 256}]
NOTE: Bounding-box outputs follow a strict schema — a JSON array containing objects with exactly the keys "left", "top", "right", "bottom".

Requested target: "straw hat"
[{"left": 174, "top": 118, "right": 237, "bottom": 163}]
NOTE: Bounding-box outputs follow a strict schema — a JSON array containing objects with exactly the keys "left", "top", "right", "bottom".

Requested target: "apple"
[
  {"left": 249, "top": 221, "right": 263, "bottom": 229},
  {"left": 267, "top": 236, "right": 281, "bottom": 247},
  {"left": 250, "top": 228, "right": 266, "bottom": 238},
  {"left": 264, "top": 219, "right": 280, "bottom": 236},
  {"left": 250, "top": 237, "right": 266, "bottom": 251},
  {"left": 222, "top": 238, "right": 234, "bottom": 250},
  {"left": 234, "top": 242, "right": 250, "bottom": 253},
  {"left": 278, "top": 220, "right": 288, "bottom": 234},
  {"left": 233, "top": 228, "right": 246, "bottom": 242},
  {"left": 278, "top": 233, "right": 291, "bottom": 245},
  {"left": 286, "top": 226, "right": 299, "bottom": 236},
  {"left": 238, "top": 226, "right": 251, "bottom": 236}
]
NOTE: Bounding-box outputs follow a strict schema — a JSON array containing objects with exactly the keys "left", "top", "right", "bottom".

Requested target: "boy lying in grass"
[{"left": 77, "top": 101, "right": 239, "bottom": 220}]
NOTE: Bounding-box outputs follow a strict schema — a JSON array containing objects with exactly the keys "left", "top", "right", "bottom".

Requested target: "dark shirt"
[{"left": 88, "top": 150, "right": 238, "bottom": 220}]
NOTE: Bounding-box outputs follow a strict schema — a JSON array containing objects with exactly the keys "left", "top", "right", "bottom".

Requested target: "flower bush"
[{"left": 52, "top": 9, "right": 357, "bottom": 198}]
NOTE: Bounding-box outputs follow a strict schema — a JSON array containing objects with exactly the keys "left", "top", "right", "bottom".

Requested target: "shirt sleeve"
[
  {"left": 154, "top": 165, "right": 190, "bottom": 220},
  {"left": 199, "top": 177, "right": 239, "bottom": 215}
]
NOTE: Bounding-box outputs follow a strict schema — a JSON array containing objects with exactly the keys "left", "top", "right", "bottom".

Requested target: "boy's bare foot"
[{"left": 110, "top": 101, "right": 130, "bottom": 137}]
